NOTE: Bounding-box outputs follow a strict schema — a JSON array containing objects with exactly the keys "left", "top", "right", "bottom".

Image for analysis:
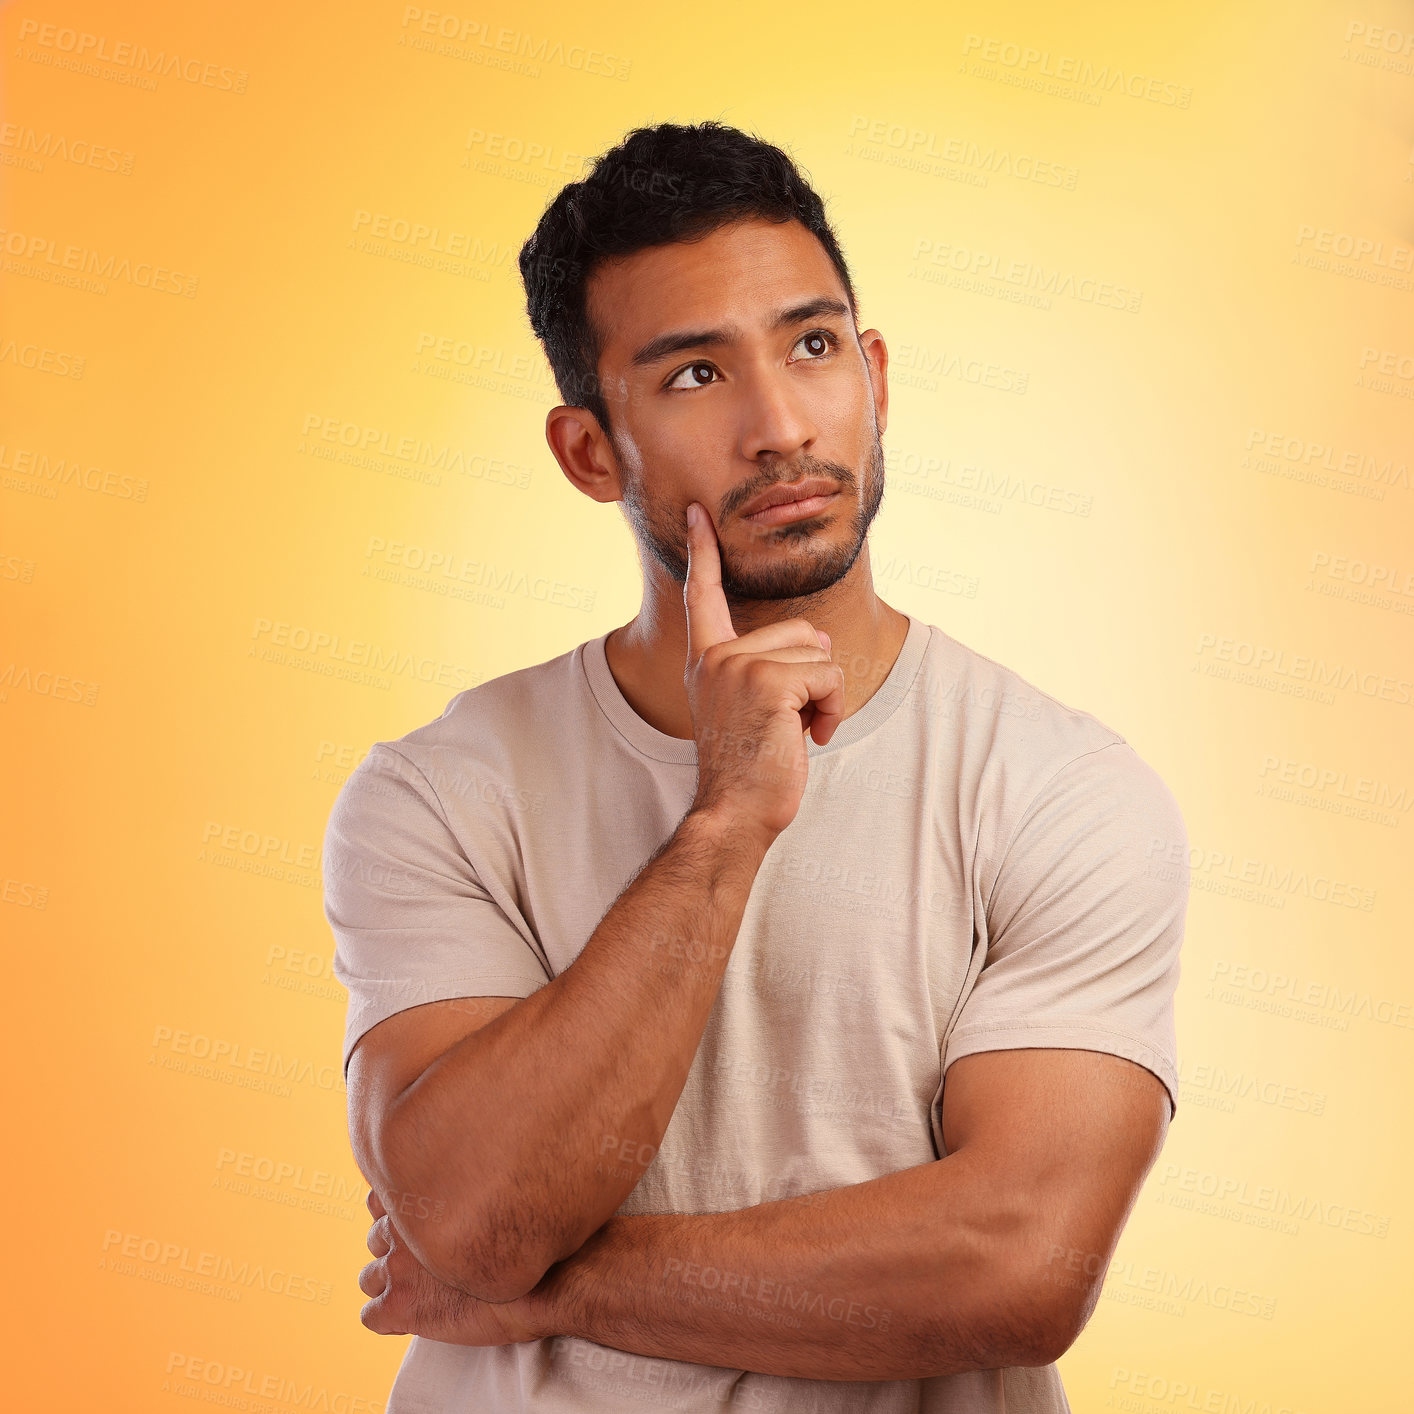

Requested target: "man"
[{"left": 322, "top": 119, "right": 1190, "bottom": 1412}]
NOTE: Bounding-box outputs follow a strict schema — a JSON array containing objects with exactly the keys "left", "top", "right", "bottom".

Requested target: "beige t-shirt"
[{"left": 322, "top": 612, "right": 1189, "bottom": 1413}]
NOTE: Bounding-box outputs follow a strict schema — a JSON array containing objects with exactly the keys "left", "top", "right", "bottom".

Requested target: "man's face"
[{"left": 585, "top": 216, "right": 887, "bottom": 603}]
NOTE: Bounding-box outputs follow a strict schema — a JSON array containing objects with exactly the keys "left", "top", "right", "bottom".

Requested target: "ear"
[
  {"left": 858, "top": 328, "right": 889, "bottom": 437},
  {"left": 545, "top": 405, "right": 625, "bottom": 504}
]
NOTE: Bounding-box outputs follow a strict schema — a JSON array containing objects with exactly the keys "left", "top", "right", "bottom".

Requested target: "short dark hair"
[{"left": 517, "top": 120, "right": 859, "bottom": 437}]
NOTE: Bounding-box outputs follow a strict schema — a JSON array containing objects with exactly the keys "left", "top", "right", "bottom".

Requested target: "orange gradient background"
[{"left": 3, "top": 2, "right": 1411, "bottom": 1410}]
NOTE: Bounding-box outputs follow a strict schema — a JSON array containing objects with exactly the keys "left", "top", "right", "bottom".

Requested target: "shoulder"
[
  {"left": 403, "top": 636, "right": 587, "bottom": 750},
  {"left": 907, "top": 621, "right": 1185, "bottom": 862},
  {"left": 381, "top": 634, "right": 591, "bottom": 779},
  {"left": 330, "top": 636, "right": 597, "bottom": 830},
  {"left": 910, "top": 620, "right": 1125, "bottom": 767}
]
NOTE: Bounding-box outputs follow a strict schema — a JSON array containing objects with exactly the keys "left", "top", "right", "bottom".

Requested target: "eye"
[
  {"left": 792, "top": 328, "right": 839, "bottom": 362},
  {"left": 664, "top": 360, "right": 720, "bottom": 392}
]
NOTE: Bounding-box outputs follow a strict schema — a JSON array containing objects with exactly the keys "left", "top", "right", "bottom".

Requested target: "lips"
[{"left": 740, "top": 477, "right": 841, "bottom": 519}]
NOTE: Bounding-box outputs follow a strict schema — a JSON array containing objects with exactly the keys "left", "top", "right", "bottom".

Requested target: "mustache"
[{"left": 720, "top": 457, "right": 858, "bottom": 521}]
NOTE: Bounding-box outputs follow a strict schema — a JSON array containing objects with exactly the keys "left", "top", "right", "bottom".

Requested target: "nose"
[{"left": 737, "top": 363, "right": 818, "bottom": 464}]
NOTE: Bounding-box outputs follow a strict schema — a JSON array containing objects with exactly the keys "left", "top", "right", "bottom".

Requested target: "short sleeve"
[
  {"left": 322, "top": 743, "right": 551, "bottom": 1077},
  {"left": 943, "top": 741, "right": 1189, "bottom": 1120}
]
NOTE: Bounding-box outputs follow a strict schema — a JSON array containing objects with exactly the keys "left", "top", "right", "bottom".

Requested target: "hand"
[
  {"left": 358, "top": 1189, "right": 545, "bottom": 1345},
  {"left": 682, "top": 501, "right": 846, "bottom": 844}
]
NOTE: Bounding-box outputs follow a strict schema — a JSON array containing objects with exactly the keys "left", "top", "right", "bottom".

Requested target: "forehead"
[{"left": 586, "top": 216, "right": 848, "bottom": 369}]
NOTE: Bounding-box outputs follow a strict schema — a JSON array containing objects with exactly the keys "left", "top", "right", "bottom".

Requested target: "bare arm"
[
  {"left": 353, "top": 805, "right": 768, "bottom": 1302},
  {"left": 349, "top": 502, "right": 844, "bottom": 1304},
  {"left": 531, "top": 1154, "right": 1029, "bottom": 1380},
  {"left": 526, "top": 1048, "right": 1167, "bottom": 1377},
  {"left": 359, "top": 1048, "right": 1171, "bottom": 1379}
]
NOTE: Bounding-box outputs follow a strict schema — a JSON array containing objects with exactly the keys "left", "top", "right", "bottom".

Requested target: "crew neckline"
[{"left": 581, "top": 613, "right": 931, "bottom": 765}]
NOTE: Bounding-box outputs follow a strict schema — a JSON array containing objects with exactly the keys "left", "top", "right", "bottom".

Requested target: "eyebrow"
[{"left": 627, "top": 295, "right": 853, "bottom": 370}]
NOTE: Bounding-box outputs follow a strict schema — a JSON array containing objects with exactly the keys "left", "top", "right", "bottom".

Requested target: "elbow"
[
  {"left": 378, "top": 1165, "right": 559, "bottom": 1304},
  {"left": 445, "top": 1187, "right": 597, "bottom": 1303},
  {"left": 977, "top": 1204, "right": 1099, "bottom": 1368},
  {"left": 943, "top": 1212, "right": 1084, "bottom": 1371},
  {"left": 969, "top": 1299, "right": 1080, "bottom": 1372},
  {"left": 441, "top": 1247, "right": 551, "bottom": 1306},
  {"left": 449, "top": 1197, "right": 566, "bottom": 1303},
  {"left": 967, "top": 1251, "right": 1092, "bottom": 1370},
  {"left": 376, "top": 1097, "right": 615, "bottom": 1304},
  {"left": 396, "top": 1200, "right": 557, "bottom": 1304},
  {"left": 1006, "top": 1283, "right": 1090, "bottom": 1368},
  {"left": 377, "top": 1114, "right": 559, "bottom": 1303},
  {"left": 1020, "top": 1315, "right": 1082, "bottom": 1369},
  {"left": 386, "top": 1182, "right": 557, "bottom": 1304}
]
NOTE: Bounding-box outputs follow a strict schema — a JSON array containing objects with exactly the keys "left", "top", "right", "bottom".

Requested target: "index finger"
[{"left": 683, "top": 502, "right": 737, "bottom": 656}]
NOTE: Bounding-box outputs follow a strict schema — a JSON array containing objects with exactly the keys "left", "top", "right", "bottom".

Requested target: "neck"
[{"left": 604, "top": 553, "right": 911, "bottom": 742}]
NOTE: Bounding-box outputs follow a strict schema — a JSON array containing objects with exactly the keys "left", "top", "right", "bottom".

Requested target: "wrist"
[
  {"left": 514, "top": 1271, "right": 566, "bottom": 1342},
  {"left": 522, "top": 1223, "right": 615, "bottom": 1342},
  {"left": 681, "top": 803, "right": 776, "bottom": 863}
]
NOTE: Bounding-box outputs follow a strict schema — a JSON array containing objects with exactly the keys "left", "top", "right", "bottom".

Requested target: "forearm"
[
  {"left": 528, "top": 1153, "right": 1057, "bottom": 1381},
  {"left": 383, "top": 806, "right": 769, "bottom": 1297}
]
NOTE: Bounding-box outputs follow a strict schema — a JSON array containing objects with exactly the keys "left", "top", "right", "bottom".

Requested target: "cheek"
[
  {"left": 630, "top": 425, "right": 709, "bottom": 493},
  {"left": 811, "top": 406, "right": 866, "bottom": 462},
  {"left": 609, "top": 424, "right": 647, "bottom": 477},
  {"left": 616, "top": 411, "right": 692, "bottom": 484}
]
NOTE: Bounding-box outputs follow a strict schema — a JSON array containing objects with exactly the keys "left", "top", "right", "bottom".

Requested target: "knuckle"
[{"left": 720, "top": 651, "right": 750, "bottom": 682}]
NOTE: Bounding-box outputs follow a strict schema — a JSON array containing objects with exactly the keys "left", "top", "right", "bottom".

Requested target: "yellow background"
[{"left": 4, "top": 0, "right": 1411, "bottom": 1408}]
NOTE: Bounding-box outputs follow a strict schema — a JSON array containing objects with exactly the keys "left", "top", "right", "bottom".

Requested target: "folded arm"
[
  {"left": 348, "top": 805, "right": 770, "bottom": 1303},
  {"left": 361, "top": 1046, "right": 1172, "bottom": 1380},
  {"left": 535, "top": 1152, "right": 1041, "bottom": 1379}
]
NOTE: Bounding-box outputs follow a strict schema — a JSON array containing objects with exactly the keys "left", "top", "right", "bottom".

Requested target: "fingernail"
[{"left": 687, "top": 504, "right": 700, "bottom": 528}]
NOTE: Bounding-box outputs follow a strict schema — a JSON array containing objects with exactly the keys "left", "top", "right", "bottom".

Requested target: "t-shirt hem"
[
  {"left": 341, "top": 973, "right": 549, "bottom": 1076},
  {"left": 943, "top": 1020, "right": 1179, "bottom": 1120}
]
